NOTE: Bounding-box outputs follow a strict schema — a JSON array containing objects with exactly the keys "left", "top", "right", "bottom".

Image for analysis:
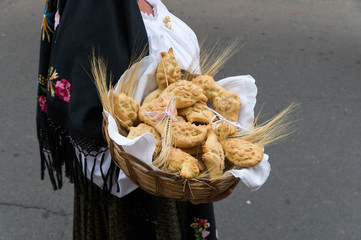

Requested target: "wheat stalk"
[
  {"left": 230, "top": 103, "right": 300, "bottom": 147},
  {"left": 90, "top": 52, "right": 129, "bottom": 135},
  {"left": 153, "top": 118, "right": 173, "bottom": 171}
]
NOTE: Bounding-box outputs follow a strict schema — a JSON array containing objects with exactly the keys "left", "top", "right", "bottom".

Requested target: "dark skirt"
[{"left": 73, "top": 168, "right": 218, "bottom": 240}]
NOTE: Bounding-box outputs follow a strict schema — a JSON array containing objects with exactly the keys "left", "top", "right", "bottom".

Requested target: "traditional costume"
[{"left": 37, "top": 0, "right": 218, "bottom": 239}]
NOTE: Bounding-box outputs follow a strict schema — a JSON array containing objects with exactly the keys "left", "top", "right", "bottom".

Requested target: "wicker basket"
[{"left": 103, "top": 114, "right": 239, "bottom": 201}]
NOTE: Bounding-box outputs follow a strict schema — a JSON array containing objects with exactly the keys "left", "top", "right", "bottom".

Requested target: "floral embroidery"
[
  {"left": 39, "top": 74, "right": 47, "bottom": 86},
  {"left": 190, "top": 218, "right": 211, "bottom": 240},
  {"left": 55, "top": 79, "right": 71, "bottom": 102},
  {"left": 47, "top": 67, "right": 59, "bottom": 96},
  {"left": 37, "top": 1, "right": 69, "bottom": 112},
  {"left": 37, "top": 67, "right": 71, "bottom": 109},
  {"left": 38, "top": 96, "right": 47, "bottom": 112},
  {"left": 41, "top": 5, "right": 55, "bottom": 42},
  {"left": 138, "top": 207, "right": 160, "bottom": 225},
  {"left": 38, "top": 74, "right": 48, "bottom": 95},
  {"left": 54, "top": 11, "right": 60, "bottom": 30}
]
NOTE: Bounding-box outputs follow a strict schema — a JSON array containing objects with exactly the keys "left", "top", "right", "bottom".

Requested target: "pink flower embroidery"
[
  {"left": 190, "top": 217, "right": 211, "bottom": 239},
  {"left": 202, "top": 230, "right": 210, "bottom": 239},
  {"left": 54, "top": 11, "right": 60, "bottom": 30},
  {"left": 55, "top": 79, "right": 71, "bottom": 103},
  {"left": 38, "top": 95, "right": 47, "bottom": 112}
]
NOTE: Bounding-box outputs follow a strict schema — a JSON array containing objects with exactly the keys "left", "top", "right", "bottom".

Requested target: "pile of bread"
[{"left": 112, "top": 48, "right": 264, "bottom": 180}]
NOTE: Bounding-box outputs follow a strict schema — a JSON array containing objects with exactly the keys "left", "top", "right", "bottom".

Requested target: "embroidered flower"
[
  {"left": 190, "top": 222, "right": 198, "bottom": 228},
  {"left": 38, "top": 95, "right": 47, "bottom": 112},
  {"left": 54, "top": 11, "right": 60, "bottom": 30},
  {"left": 55, "top": 79, "right": 71, "bottom": 102},
  {"left": 46, "top": 68, "right": 71, "bottom": 103},
  {"left": 198, "top": 219, "right": 207, "bottom": 226},
  {"left": 202, "top": 230, "right": 210, "bottom": 239},
  {"left": 41, "top": 5, "right": 55, "bottom": 42},
  {"left": 37, "top": 74, "right": 48, "bottom": 96},
  {"left": 190, "top": 218, "right": 211, "bottom": 240},
  {"left": 38, "top": 74, "right": 47, "bottom": 86},
  {"left": 137, "top": 207, "right": 159, "bottom": 225},
  {"left": 47, "top": 67, "right": 59, "bottom": 96}
]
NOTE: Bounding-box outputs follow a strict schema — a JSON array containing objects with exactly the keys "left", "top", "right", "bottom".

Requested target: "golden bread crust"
[
  {"left": 113, "top": 92, "right": 140, "bottom": 128},
  {"left": 161, "top": 80, "right": 208, "bottom": 109},
  {"left": 202, "top": 130, "right": 225, "bottom": 179},
  {"left": 191, "top": 74, "right": 217, "bottom": 99},
  {"left": 171, "top": 121, "right": 208, "bottom": 148},
  {"left": 212, "top": 87, "right": 242, "bottom": 122},
  {"left": 222, "top": 138, "right": 263, "bottom": 168},
  {"left": 156, "top": 48, "right": 181, "bottom": 90},
  {"left": 167, "top": 147, "right": 202, "bottom": 178},
  {"left": 178, "top": 102, "right": 215, "bottom": 124},
  {"left": 138, "top": 97, "right": 178, "bottom": 128},
  {"left": 180, "top": 144, "right": 203, "bottom": 156},
  {"left": 142, "top": 88, "right": 163, "bottom": 106},
  {"left": 211, "top": 121, "right": 238, "bottom": 138}
]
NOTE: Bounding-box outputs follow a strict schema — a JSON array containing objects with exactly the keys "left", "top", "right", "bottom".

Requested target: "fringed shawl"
[{"left": 36, "top": 0, "right": 149, "bottom": 192}]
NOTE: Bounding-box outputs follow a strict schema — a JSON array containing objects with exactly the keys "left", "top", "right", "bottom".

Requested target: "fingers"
[{"left": 190, "top": 200, "right": 202, "bottom": 205}]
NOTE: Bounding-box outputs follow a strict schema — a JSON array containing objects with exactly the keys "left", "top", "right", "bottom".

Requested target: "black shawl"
[{"left": 36, "top": 0, "right": 149, "bottom": 191}]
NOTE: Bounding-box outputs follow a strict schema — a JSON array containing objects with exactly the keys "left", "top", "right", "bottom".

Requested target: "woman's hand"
[{"left": 190, "top": 184, "right": 237, "bottom": 205}]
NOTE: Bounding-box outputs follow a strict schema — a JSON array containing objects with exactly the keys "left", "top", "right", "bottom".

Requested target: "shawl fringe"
[{"left": 37, "top": 118, "right": 120, "bottom": 199}]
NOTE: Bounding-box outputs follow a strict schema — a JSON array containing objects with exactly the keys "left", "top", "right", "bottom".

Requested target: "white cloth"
[
  {"left": 78, "top": 0, "right": 270, "bottom": 198},
  {"left": 141, "top": 0, "right": 201, "bottom": 73}
]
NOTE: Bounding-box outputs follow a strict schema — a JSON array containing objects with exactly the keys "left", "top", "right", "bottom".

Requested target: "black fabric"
[
  {"left": 73, "top": 163, "right": 172, "bottom": 240},
  {"left": 177, "top": 202, "right": 218, "bottom": 240},
  {"left": 36, "top": 0, "right": 148, "bottom": 189}
]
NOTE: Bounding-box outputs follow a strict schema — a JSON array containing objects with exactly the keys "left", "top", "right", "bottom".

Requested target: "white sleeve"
[
  {"left": 76, "top": 148, "right": 139, "bottom": 198},
  {"left": 141, "top": 0, "right": 201, "bottom": 72}
]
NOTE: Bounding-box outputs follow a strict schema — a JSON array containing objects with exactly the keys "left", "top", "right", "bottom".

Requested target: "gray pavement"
[{"left": 1, "top": 0, "right": 361, "bottom": 239}]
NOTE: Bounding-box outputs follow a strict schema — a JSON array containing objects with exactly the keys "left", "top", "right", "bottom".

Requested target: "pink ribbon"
[{"left": 145, "top": 96, "right": 178, "bottom": 128}]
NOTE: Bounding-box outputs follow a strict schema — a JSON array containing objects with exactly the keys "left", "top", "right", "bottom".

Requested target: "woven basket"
[{"left": 103, "top": 113, "right": 239, "bottom": 201}]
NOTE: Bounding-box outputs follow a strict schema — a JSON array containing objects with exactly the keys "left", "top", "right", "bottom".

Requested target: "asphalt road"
[{"left": 1, "top": 0, "right": 360, "bottom": 239}]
